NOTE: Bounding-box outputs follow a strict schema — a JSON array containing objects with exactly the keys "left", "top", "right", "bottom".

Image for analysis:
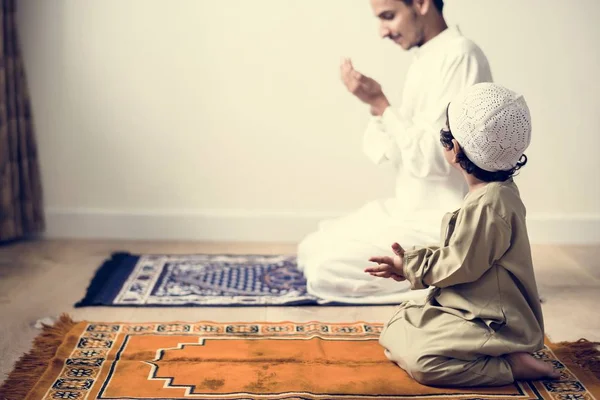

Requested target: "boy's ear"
[{"left": 451, "top": 139, "right": 461, "bottom": 163}]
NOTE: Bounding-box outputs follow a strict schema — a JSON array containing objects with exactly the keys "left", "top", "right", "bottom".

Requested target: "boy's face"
[{"left": 441, "top": 125, "right": 454, "bottom": 165}]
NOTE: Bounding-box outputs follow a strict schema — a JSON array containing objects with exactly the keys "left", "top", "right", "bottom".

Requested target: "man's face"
[{"left": 370, "top": 0, "right": 425, "bottom": 50}]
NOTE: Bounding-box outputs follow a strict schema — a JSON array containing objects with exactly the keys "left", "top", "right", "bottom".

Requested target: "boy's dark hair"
[
  {"left": 399, "top": 0, "right": 444, "bottom": 13},
  {"left": 439, "top": 129, "right": 528, "bottom": 182}
]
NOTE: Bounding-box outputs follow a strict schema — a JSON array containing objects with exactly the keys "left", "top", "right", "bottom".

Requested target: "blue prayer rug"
[{"left": 76, "top": 253, "right": 329, "bottom": 307}]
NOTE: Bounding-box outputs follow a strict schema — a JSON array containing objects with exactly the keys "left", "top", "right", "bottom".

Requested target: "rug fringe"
[
  {"left": 557, "top": 338, "right": 600, "bottom": 381},
  {"left": 0, "top": 314, "right": 77, "bottom": 400},
  {"left": 74, "top": 251, "right": 131, "bottom": 307}
]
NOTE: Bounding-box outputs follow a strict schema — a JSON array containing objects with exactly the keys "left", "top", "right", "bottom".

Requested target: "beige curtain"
[{"left": 0, "top": 0, "right": 44, "bottom": 241}]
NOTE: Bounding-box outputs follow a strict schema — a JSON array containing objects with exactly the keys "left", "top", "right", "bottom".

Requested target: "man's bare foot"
[{"left": 505, "top": 352, "right": 561, "bottom": 381}]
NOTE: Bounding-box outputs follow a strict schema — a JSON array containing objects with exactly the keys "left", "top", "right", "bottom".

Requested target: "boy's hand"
[{"left": 365, "top": 243, "right": 406, "bottom": 281}]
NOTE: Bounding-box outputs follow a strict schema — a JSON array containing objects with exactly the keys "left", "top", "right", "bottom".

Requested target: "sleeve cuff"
[
  {"left": 403, "top": 250, "right": 428, "bottom": 290},
  {"left": 381, "top": 107, "right": 416, "bottom": 150},
  {"left": 363, "top": 117, "right": 393, "bottom": 165}
]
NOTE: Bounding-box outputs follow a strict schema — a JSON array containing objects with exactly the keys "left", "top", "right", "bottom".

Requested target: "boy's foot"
[{"left": 505, "top": 352, "right": 561, "bottom": 381}]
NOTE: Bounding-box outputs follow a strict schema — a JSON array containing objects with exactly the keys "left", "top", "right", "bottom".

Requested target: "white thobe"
[{"left": 297, "top": 27, "right": 493, "bottom": 304}]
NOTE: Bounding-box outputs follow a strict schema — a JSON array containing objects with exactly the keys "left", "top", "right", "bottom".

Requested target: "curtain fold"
[{"left": 0, "top": 0, "right": 44, "bottom": 241}]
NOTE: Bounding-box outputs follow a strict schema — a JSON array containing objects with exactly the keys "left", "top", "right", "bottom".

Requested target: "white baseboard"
[
  {"left": 44, "top": 208, "right": 600, "bottom": 245},
  {"left": 44, "top": 208, "right": 335, "bottom": 243}
]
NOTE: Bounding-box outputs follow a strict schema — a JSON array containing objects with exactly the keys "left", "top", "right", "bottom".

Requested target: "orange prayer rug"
[{"left": 1, "top": 316, "right": 599, "bottom": 400}]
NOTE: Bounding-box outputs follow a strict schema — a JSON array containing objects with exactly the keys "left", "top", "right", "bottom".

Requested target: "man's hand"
[
  {"left": 365, "top": 243, "right": 406, "bottom": 281},
  {"left": 340, "top": 58, "right": 390, "bottom": 116}
]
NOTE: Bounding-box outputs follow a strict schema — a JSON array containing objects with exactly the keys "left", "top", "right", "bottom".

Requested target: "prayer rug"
[
  {"left": 75, "top": 253, "right": 344, "bottom": 307},
  {"left": 1, "top": 316, "right": 599, "bottom": 399}
]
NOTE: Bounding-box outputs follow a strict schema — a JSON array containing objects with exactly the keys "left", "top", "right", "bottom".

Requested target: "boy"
[{"left": 365, "top": 82, "right": 560, "bottom": 387}]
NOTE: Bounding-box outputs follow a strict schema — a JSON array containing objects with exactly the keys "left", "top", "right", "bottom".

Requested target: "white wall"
[{"left": 17, "top": 0, "right": 600, "bottom": 243}]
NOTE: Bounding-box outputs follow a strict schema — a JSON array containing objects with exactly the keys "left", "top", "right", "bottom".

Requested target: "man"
[{"left": 297, "top": 0, "right": 493, "bottom": 303}]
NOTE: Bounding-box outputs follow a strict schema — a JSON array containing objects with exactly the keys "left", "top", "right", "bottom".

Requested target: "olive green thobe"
[{"left": 380, "top": 179, "right": 545, "bottom": 387}]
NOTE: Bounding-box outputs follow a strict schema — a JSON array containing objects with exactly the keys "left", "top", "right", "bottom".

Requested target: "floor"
[{"left": 1, "top": 239, "right": 599, "bottom": 384}]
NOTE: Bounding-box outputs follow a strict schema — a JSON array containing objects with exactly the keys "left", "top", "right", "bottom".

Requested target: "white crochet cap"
[{"left": 447, "top": 82, "right": 531, "bottom": 172}]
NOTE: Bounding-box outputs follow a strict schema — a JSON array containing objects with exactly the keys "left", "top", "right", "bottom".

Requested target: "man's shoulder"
[{"left": 444, "top": 35, "right": 488, "bottom": 61}]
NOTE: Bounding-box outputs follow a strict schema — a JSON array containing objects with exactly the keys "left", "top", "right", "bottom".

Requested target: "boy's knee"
[
  {"left": 384, "top": 349, "right": 447, "bottom": 386},
  {"left": 406, "top": 356, "right": 448, "bottom": 386},
  {"left": 408, "top": 364, "right": 441, "bottom": 386},
  {"left": 381, "top": 345, "right": 422, "bottom": 379}
]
